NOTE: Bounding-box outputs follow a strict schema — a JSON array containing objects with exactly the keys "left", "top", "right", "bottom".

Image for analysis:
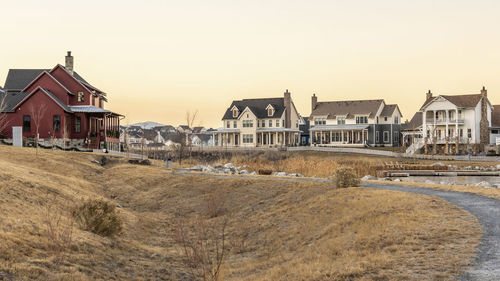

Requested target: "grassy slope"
[{"left": 0, "top": 146, "right": 481, "bottom": 280}]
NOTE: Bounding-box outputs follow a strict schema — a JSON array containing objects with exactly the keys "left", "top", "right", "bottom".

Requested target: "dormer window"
[
  {"left": 266, "top": 104, "right": 274, "bottom": 117},
  {"left": 231, "top": 106, "right": 239, "bottom": 118},
  {"left": 77, "top": 92, "right": 84, "bottom": 102}
]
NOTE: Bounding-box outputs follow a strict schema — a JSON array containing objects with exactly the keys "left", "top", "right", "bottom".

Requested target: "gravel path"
[{"left": 362, "top": 182, "right": 500, "bottom": 281}]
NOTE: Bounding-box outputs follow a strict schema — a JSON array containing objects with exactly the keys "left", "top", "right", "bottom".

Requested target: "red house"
[{"left": 0, "top": 52, "right": 122, "bottom": 151}]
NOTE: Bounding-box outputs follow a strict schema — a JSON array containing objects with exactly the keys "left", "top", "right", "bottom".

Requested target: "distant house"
[
  {"left": 191, "top": 134, "right": 213, "bottom": 147},
  {"left": 491, "top": 106, "right": 500, "bottom": 145},
  {"left": 214, "top": 90, "right": 302, "bottom": 147},
  {"left": 405, "top": 87, "right": 493, "bottom": 154},
  {"left": 309, "top": 94, "right": 402, "bottom": 147},
  {"left": 299, "top": 116, "right": 310, "bottom": 146},
  {"left": 0, "top": 52, "right": 122, "bottom": 150},
  {"left": 192, "top": 126, "right": 206, "bottom": 134},
  {"left": 177, "top": 125, "right": 192, "bottom": 134}
]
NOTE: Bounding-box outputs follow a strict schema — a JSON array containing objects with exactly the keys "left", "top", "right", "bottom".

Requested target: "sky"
[{"left": 1, "top": 0, "right": 499, "bottom": 128}]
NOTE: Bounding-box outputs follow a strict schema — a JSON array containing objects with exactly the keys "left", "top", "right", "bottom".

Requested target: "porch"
[
  {"left": 310, "top": 125, "right": 369, "bottom": 147},
  {"left": 70, "top": 106, "right": 122, "bottom": 150}
]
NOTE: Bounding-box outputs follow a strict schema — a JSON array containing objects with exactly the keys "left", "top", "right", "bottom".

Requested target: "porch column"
[
  {"left": 267, "top": 133, "right": 270, "bottom": 147},
  {"left": 455, "top": 108, "right": 459, "bottom": 141},
  {"left": 445, "top": 110, "right": 449, "bottom": 138},
  {"left": 362, "top": 129, "right": 365, "bottom": 144},
  {"left": 351, "top": 130, "right": 353, "bottom": 144},
  {"left": 341, "top": 130, "right": 344, "bottom": 143}
]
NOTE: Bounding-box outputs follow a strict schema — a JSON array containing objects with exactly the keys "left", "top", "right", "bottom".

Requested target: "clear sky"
[{"left": 1, "top": 0, "right": 499, "bottom": 127}]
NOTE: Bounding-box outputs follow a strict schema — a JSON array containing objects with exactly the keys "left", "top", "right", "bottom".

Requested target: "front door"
[{"left": 235, "top": 134, "right": 239, "bottom": 146}]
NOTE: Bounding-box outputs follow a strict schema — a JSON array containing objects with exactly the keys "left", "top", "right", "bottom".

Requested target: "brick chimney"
[
  {"left": 479, "top": 86, "right": 489, "bottom": 150},
  {"left": 426, "top": 90, "right": 432, "bottom": 100},
  {"left": 65, "top": 51, "right": 74, "bottom": 75},
  {"left": 481, "top": 86, "right": 487, "bottom": 97},
  {"left": 284, "top": 89, "right": 291, "bottom": 129},
  {"left": 312, "top": 93, "right": 317, "bottom": 112}
]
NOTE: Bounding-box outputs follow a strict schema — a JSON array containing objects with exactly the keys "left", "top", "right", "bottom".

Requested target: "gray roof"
[
  {"left": 380, "top": 104, "right": 399, "bottom": 117},
  {"left": 41, "top": 88, "right": 72, "bottom": 112},
  {"left": 222, "top": 97, "right": 285, "bottom": 120},
  {"left": 0, "top": 91, "right": 30, "bottom": 112},
  {"left": 402, "top": 112, "right": 422, "bottom": 131},
  {"left": 4, "top": 68, "right": 94, "bottom": 91},
  {"left": 69, "top": 105, "right": 111, "bottom": 113},
  {"left": 311, "top": 99, "right": 384, "bottom": 119}
]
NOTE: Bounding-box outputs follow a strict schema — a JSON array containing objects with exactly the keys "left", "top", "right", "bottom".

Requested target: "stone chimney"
[
  {"left": 426, "top": 90, "right": 433, "bottom": 100},
  {"left": 284, "top": 89, "right": 291, "bottom": 129},
  {"left": 479, "top": 86, "right": 489, "bottom": 151},
  {"left": 65, "top": 51, "right": 74, "bottom": 75},
  {"left": 312, "top": 93, "right": 317, "bottom": 112}
]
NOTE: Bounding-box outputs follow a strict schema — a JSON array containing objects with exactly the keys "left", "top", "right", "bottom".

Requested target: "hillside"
[{"left": 0, "top": 146, "right": 481, "bottom": 280}]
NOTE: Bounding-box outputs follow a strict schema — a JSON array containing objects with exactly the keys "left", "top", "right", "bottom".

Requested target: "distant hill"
[{"left": 128, "top": 121, "right": 165, "bottom": 129}]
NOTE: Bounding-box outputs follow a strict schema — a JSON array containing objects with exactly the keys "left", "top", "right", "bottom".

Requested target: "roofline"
[
  {"left": 420, "top": 94, "right": 491, "bottom": 111},
  {"left": 21, "top": 70, "right": 74, "bottom": 96},
  {"left": 50, "top": 64, "right": 96, "bottom": 97},
  {"left": 15, "top": 86, "right": 72, "bottom": 113}
]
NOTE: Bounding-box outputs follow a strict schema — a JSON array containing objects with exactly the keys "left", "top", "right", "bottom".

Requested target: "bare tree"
[
  {"left": 0, "top": 94, "right": 10, "bottom": 139},
  {"left": 30, "top": 103, "right": 47, "bottom": 157},
  {"left": 186, "top": 110, "right": 199, "bottom": 128},
  {"left": 176, "top": 217, "right": 228, "bottom": 281}
]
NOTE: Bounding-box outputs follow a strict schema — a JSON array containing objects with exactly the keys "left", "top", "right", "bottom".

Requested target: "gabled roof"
[
  {"left": 492, "top": 105, "right": 500, "bottom": 128},
  {"left": 22, "top": 71, "right": 74, "bottom": 95},
  {"left": 380, "top": 104, "right": 399, "bottom": 117},
  {"left": 3, "top": 68, "right": 91, "bottom": 91},
  {"left": 402, "top": 112, "right": 422, "bottom": 131},
  {"left": 0, "top": 91, "right": 30, "bottom": 112},
  {"left": 420, "top": 94, "right": 487, "bottom": 110},
  {"left": 311, "top": 99, "right": 384, "bottom": 119},
  {"left": 10, "top": 86, "right": 72, "bottom": 113},
  {"left": 223, "top": 97, "right": 285, "bottom": 120}
]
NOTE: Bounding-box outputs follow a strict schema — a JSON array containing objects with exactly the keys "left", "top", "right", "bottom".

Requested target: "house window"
[
  {"left": 92, "top": 96, "right": 95, "bottom": 106},
  {"left": 268, "top": 108, "right": 273, "bottom": 116},
  {"left": 269, "top": 120, "right": 272, "bottom": 127},
  {"left": 337, "top": 117, "right": 345, "bottom": 125},
  {"left": 467, "top": 129, "right": 472, "bottom": 138},
  {"left": 262, "top": 120, "right": 265, "bottom": 127},
  {"left": 492, "top": 129, "right": 500, "bottom": 134},
  {"left": 314, "top": 118, "right": 326, "bottom": 125},
  {"left": 376, "top": 117, "right": 379, "bottom": 124},
  {"left": 394, "top": 116, "right": 399, "bottom": 124},
  {"left": 77, "top": 92, "right": 84, "bottom": 102},
  {"left": 23, "top": 115, "right": 31, "bottom": 132},
  {"left": 74, "top": 116, "right": 81, "bottom": 133},
  {"left": 383, "top": 131, "right": 389, "bottom": 143},
  {"left": 233, "top": 121, "right": 237, "bottom": 128},
  {"left": 459, "top": 129, "right": 463, "bottom": 138},
  {"left": 356, "top": 116, "right": 368, "bottom": 124},
  {"left": 99, "top": 98, "right": 103, "bottom": 108},
  {"left": 243, "top": 120, "right": 253, "bottom": 127},
  {"left": 242, "top": 134, "right": 254, "bottom": 143},
  {"left": 53, "top": 115, "right": 61, "bottom": 132},
  {"left": 282, "top": 120, "right": 285, "bottom": 127},
  {"left": 394, "top": 131, "right": 399, "bottom": 144},
  {"left": 376, "top": 131, "right": 380, "bottom": 143},
  {"left": 384, "top": 116, "right": 388, "bottom": 122},
  {"left": 276, "top": 120, "right": 280, "bottom": 127},
  {"left": 226, "top": 121, "right": 230, "bottom": 128},
  {"left": 232, "top": 109, "right": 238, "bottom": 118}
]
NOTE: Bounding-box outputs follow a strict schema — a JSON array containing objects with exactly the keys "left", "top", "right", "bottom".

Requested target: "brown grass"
[{"left": 0, "top": 145, "right": 482, "bottom": 280}]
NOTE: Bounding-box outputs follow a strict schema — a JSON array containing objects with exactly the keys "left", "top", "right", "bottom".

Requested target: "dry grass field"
[{"left": 0, "top": 145, "right": 482, "bottom": 280}]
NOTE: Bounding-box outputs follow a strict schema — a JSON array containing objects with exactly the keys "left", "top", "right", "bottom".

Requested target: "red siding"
[{"left": 24, "top": 72, "right": 70, "bottom": 105}]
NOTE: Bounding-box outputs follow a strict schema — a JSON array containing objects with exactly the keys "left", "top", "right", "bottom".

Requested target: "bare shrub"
[
  {"left": 205, "top": 189, "right": 227, "bottom": 218},
  {"left": 44, "top": 194, "right": 74, "bottom": 261},
  {"left": 176, "top": 217, "right": 228, "bottom": 281},
  {"left": 335, "top": 167, "right": 360, "bottom": 188},
  {"left": 72, "top": 199, "right": 122, "bottom": 237}
]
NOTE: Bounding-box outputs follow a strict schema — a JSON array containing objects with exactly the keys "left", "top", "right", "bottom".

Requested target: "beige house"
[{"left": 213, "top": 90, "right": 301, "bottom": 147}]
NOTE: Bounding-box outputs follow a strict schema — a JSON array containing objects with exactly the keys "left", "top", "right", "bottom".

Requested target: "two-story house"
[
  {"left": 214, "top": 90, "right": 301, "bottom": 147},
  {"left": 405, "top": 87, "right": 492, "bottom": 154},
  {"left": 0, "top": 52, "right": 122, "bottom": 151},
  {"left": 309, "top": 94, "right": 402, "bottom": 147}
]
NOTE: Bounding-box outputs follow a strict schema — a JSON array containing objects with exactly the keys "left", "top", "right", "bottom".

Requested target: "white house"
[
  {"left": 405, "top": 87, "right": 493, "bottom": 154},
  {"left": 213, "top": 90, "right": 301, "bottom": 147}
]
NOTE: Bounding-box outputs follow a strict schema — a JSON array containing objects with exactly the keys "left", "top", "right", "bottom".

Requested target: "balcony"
[{"left": 425, "top": 118, "right": 464, "bottom": 125}]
